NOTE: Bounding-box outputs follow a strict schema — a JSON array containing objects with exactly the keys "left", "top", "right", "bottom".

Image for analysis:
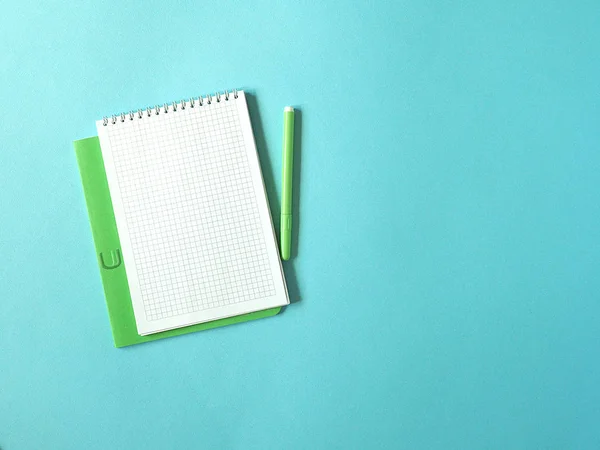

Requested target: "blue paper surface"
[{"left": 1, "top": 0, "right": 600, "bottom": 448}]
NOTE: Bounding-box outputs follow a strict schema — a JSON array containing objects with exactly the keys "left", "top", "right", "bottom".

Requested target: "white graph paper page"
[{"left": 97, "top": 91, "right": 288, "bottom": 335}]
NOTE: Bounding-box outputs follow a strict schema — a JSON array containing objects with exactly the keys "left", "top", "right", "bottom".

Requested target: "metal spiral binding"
[{"left": 102, "top": 89, "right": 239, "bottom": 126}]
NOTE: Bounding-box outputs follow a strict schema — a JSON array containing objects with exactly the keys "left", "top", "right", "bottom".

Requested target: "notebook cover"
[{"left": 74, "top": 136, "right": 281, "bottom": 348}]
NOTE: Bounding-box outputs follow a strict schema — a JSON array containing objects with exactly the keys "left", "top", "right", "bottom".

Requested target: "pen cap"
[{"left": 281, "top": 107, "right": 295, "bottom": 216}]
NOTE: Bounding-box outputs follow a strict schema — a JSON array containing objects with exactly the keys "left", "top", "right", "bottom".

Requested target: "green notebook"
[{"left": 75, "top": 90, "right": 287, "bottom": 347}]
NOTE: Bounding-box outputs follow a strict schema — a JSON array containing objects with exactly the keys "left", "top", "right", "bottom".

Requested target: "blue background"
[{"left": 1, "top": 0, "right": 599, "bottom": 448}]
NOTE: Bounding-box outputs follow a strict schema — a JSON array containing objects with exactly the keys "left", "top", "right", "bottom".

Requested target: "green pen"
[{"left": 280, "top": 106, "right": 295, "bottom": 260}]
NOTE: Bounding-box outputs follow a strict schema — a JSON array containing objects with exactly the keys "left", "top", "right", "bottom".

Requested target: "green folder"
[{"left": 74, "top": 136, "right": 281, "bottom": 348}]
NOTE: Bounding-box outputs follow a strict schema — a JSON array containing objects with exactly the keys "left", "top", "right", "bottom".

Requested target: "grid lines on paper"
[{"left": 106, "top": 100, "right": 275, "bottom": 321}]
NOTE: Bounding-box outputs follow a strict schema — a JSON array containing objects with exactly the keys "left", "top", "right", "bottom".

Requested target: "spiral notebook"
[{"left": 75, "top": 89, "right": 288, "bottom": 344}]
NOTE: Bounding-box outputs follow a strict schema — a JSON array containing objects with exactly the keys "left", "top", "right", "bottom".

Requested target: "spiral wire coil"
[{"left": 102, "top": 89, "right": 239, "bottom": 126}]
